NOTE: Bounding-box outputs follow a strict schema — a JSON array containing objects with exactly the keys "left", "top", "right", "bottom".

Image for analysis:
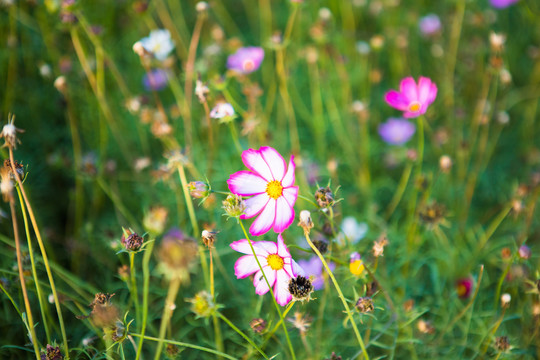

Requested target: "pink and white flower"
[
  {"left": 227, "top": 146, "right": 298, "bottom": 237},
  {"left": 227, "top": 47, "right": 265, "bottom": 74},
  {"left": 231, "top": 234, "right": 304, "bottom": 306},
  {"left": 384, "top": 77, "right": 438, "bottom": 118}
]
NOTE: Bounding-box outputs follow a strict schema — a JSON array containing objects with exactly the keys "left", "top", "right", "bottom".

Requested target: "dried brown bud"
[
  {"left": 250, "top": 318, "right": 267, "bottom": 334},
  {"left": 315, "top": 186, "right": 334, "bottom": 208}
]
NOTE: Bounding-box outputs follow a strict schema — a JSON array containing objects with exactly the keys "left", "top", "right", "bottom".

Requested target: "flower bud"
[
  {"left": 222, "top": 194, "right": 246, "bottom": 218},
  {"left": 121, "top": 229, "right": 144, "bottom": 252},
  {"left": 250, "top": 318, "right": 267, "bottom": 334},
  {"left": 188, "top": 181, "right": 210, "bottom": 199},
  {"left": 314, "top": 186, "right": 334, "bottom": 209},
  {"left": 298, "top": 210, "right": 314, "bottom": 232},
  {"left": 501, "top": 293, "right": 511, "bottom": 307},
  {"left": 518, "top": 245, "right": 531, "bottom": 260},
  {"left": 187, "top": 291, "right": 217, "bottom": 318},
  {"left": 355, "top": 296, "right": 374, "bottom": 313}
]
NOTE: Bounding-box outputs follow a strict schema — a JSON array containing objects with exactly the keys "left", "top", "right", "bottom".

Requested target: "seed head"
[
  {"left": 41, "top": 343, "right": 63, "bottom": 360},
  {"left": 222, "top": 193, "right": 246, "bottom": 218},
  {"left": 355, "top": 296, "right": 374, "bottom": 313},
  {"left": 418, "top": 202, "right": 447, "bottom": 228},
  {"left": 372, "top": 233, "right": 388, "bottom": 257},
  {"left": 439, "top": 155, "right": 452, "bottom": 173},
  {"left": 166, "top": 343, "right": 181, "bottom": 358},
  {"left": 201, "top": 229, "right": 218, "bottom": 248},
  {"left": 121, "top": 229, "right": 144, "bottom": 252},
  {"left": 1, "top": 114, "right": 24, "bottom": 149},
  {"left": 417, "top": 319, "right": 435, "bottom": 334},
  {"left": 314, "top": 186, "right": 334, "bottom": 209},
  {"left": 287, "top": 312, "right": 311, "bottom": 335},
  {"left": 494, "top": 336, "right": 510, "bottom": 352},
  {"left": 288, "top": 275, "right": 314, "bottom": 303},
  {"left": 249, "top": 318, "right": 267, "bottom": 334},
  {"left": 324, "top": 352, "right": 342, "bottom": 360}
]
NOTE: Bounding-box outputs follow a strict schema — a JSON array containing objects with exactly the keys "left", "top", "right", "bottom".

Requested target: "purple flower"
[
  {"left": 490, "top": 0, "right": 519, "bottom": 8},
  {"left": 419, "top": 14, "right": 441, "bottom": 36},
  {"left": 378, "top": 118, "right": 416, "bottom": 145},
  {"left": 297, "top": 256, "right": 335, "bottom": 291},
  {"left": 143, "top": 69, "right": 169, "bottom": 91},
  {"left": 227, "top": 47, "right": 264, "bottom": 74}
]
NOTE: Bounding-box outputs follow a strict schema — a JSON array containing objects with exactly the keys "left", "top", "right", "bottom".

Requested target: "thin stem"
[
  {"left": 9, "top": 148, "right": 70, "bottom": 359},
  {"left": 209, "top": 248, "right": 224, "bottom": 355},
  {"left": 153, "top": 277, "right": 181, "bottom": 360},
  {"left": 385, "top": 162, "right": 413, "bottom": 219},
  {"left": 131, "top": 333, "right": 237, "bottom": 360},
  {"left": 261, "top": 301, "right": 296, "bottom": 349},
  {"left": 135, "top": 241, "right": 154, "bottom": 360},
  {"left": 304, "top": 230, "right": 369, "bottom": 359},
  {"left": 217, "top": 312, "right": 269, "bottom": 359},
  {"left": 129, "top": 252, "right": 141, "bottom": 327},
  {"left": 228, "top": 121, "right": 243, "bottom": 155},
  {"left": 239, "top": 221, "right": 296, "bottom": 360}
]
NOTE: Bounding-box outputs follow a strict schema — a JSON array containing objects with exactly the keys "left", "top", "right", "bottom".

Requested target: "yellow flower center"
[
  {"left": 242, "top": 59, "right": 255, "bottom": 72},
  {"left": 349, "top": 259, "right": 365, "bottom": 276},
  {"left": 266, "top": 180, "right": 283, "bottom": 200},
  {"left": 267, "top": 254, "right": 284, "bottom": 271},
  {"left": 408, "top": 101, "right": 421, "bottom": 112}
]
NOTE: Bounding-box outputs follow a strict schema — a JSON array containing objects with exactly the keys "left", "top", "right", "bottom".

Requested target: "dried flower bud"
[
  {"left": 166, "top": 343, "right": 181, "bottom": 358},
  {"left": 222, "top": 194, "right": 246, "bottom": 218},
  {"left": 121, "top": 229, "right": 144, "bottom": 252},
  {"left": 188, "top": 181, "right": 210, "bottom": 199},
  {"left": 355, "top": 296, "right": 374, "bottom": 313},
  {"left": 419, "top": 202, "right": 446, "bottom": 228},
  {"left": 41, "top": 344, "right": 63, "bottom": 360},
  {"left": 372, "top": 233, "right": 388, "bottom": 257},
  {"left": 201, "top": 230, "right": 217, "bottom": 248},
  {"left": 518, "top": 245, "right": 531, "bottom": 260},
  {"left": 403, "top": 299, "right": 415, "bottom": 312},
  {"left": 187, "top": 291, "right": 217, "bottom": 318},
  {"left": 489, "top": 32, "right": 506, "bottom": 52},
  {"left": 1, "top": 114, "right": 24, "bottom": 149},
  {"left": 501, "top": 293, "right": 511, "bottom": 307},
  {"left": 110, "top": 320, "right": 126, "bottom": 342},
  {"left": 250, "top": 318, "right": 267, "bottom": 334},
  {"left": 315, "top": 186, "right": 334, "bottom": 209},
  {"left": 298, "top": 210, "right": 314, "bottom": 232},
  {"left": 0, "top": 167, "right": 14, "bottom": 202},
  {"left": 84, "top": 293, "right": 119, "bottom": 328},
  {"left": 501, "top": 247, "right": 512, "bottom": 259},
  {"left": 118, "top": 265, "right": 130, "bottom": 281},
  {"left": 312, "top": 238, "right": 328, "bottom": 254},
  {"left": 288, "top": 276, "right": 314, "bottom": 303},
  {"left": 324, "top": 352, "right": 342, "bottom": 360},
  {"left": 494, "top": 336, "right": 510, "bottom": 352},
  {"left": 287, "top": 312, "right": 311, "bottom": 335}
]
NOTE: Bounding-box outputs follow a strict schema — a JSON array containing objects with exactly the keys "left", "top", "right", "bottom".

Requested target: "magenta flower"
[
  {"left": 456, "top": 277, "right": 473, "bottom": 299},
  {"left": 384, "top": 77, "right": 438, "bottom": 118},
  {"left": 490, "top": 0, "right": 519, "bottom": 8},
  {"left": 227, "top": 47, "right": 265, "bottom": 74},
  {"left": 297, "top": 256, "right": 335, "bottom": 291},
  {"left": 231, "top": 234, "right": 304, "bottom": 306},
  {"left": 227, "top": 146, "right": 298, "bottom": 236},
  {"left": 378, "top": 118, "right": 416, "bottom": 145}
]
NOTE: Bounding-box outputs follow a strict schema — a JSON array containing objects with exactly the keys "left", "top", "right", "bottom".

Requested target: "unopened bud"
[
  {"left": 501, "top": 293, "right": 511, "bottom": 307},
  {"left": 188, "top": 181, "right": 210, "bottom": 199},
  {"left": 201, "top": 230, "right": 217, "bottom": 248},
  {"left": 196, "top": 1, "right": 208, "bottom": 12},
  {"left": 298, "top": 210, "right": 314, "bottom": 232}
]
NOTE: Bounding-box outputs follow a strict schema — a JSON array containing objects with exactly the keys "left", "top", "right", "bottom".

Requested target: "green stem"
[
  {"left": 239, "top": 221, "right": 296, "bottom": 360},
  {"left": 217, "top": 312, "right": 269, "bottom": 359},
  {"left": 153, "top": 277, "right": 181, "bottom": 360},
  {"left": 385, "top": 162, "right": 413, "bottom": 219},
  {"left": 132, "top": 333, "right": 237, "bottom": 360},
  {"left": 304, "top": 230, "right": 369, "bottom": 359},
  {"left": 228, "top": 121, "right": 243, "bottom": 155},
  {"left": 135, "top": 241, "right": 154, "bottom": 360},
  {"left": 129, "top": 252, "right": 141, "bottom": 327}
]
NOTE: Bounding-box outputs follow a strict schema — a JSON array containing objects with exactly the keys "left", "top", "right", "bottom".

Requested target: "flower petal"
[
  {"left": 274, "top": 196, "right": 295, "bottom": 233},
  {"left": 227, "top": 171, "right": 267, "bottom": 196},
  {"left": 291, "top": 259, "right": 305, "bottom": 277},
  {"left": 231, "top": 239, "right": 268, "bottom": 256},
  {"left": 427, "top": 82, "right": 438, "bottom": 105},
  {"left": 260, "top": 146, "right": 287, "bottom": 181},
  {"left": 253, "top": 267, "right": 277, "bottom": 295},
  {"left": 241, "top": 193, "right": 270, "bottom": 219},
  {"left": 249, "top": 198, "right": 277, "bottom": 236},
  {"left": 242, "top": 149, "right": 274, "bottom": 182},
  {"left": 274, "top": 270, "right": 293, "bottom": 306},
  {"left": 384, "top": 90, "right": 409, "bottom": 111},
  {"left": 253, "top": 241, "right": 278, "bottom": 255},
  {"left": 417, "top": 77, "right": 433, "bottom": 105},
  {"left": 399, "top": 77, "right": 418, "bottom": 102},
  {"left": 282, "top": 187, "right": 299, "bottom": 207},
  {"left": 234, "top": 255, "right": 267, "bottom": 278},
  {"left": 281, "top": 155, "right": 296, "bottom": 187},
  {"left": 276, "top": 234, "right": 292, "bottom": 259}
]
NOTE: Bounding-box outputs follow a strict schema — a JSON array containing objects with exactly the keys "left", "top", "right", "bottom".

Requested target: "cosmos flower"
[
  {"left": 227, "top": 146, "right": 298, "bottom": 236},
  {"left": 378, "top": 118, "right": 416, "bottom": 145},
  {"left": 143, "top": 69, "right": 169, "bottom": 91},
  {"left": 297, "top": 256, "right": 335, "bottom": 291},
  {"left": 210, "top": 102, "right": 235, "bottom": 119},
  {"left": 490, "top": 0, "right": 519, "bottom": 8},
  {"left": 139, "top": 29, "right": 175, "bottom": 61},
  {"left": 230, "top": 234, "right": 304, "bottom": 306},
  {"left": 456, "top": 277, "right": 473, "bottom": 299},
  {"left": 419, "top": 14, "right": 441, "bottom": 36},
  {"left": 227, "top": 47, "right": 265, "bottom": 74},
  {"left": 384, "top": 76, "right": 438, "bottom": 118}
]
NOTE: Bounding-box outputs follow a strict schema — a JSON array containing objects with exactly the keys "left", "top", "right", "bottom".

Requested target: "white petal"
[
  {"left": 249, "top": 198, "right": 277, "bottom": 236},
  {"left": 274, "top": 270, "right": 293, "bottom": 306},
  {"left": 242, "top": 149, "right": 273, "bottom": 181},
  {"left": 281, "top": 155, "right": 296, "bottom": 187},
  {"left": 260, "top": 146, "right": 286, "bottom": 180},
  {"left": 242, "top": 193, "right": 270, "bottom": 219},
  {"left": 273, "top": 196, "right": 295, "bottom": 233},
  {"left": 253, "top": 267, "right": 277, "bottom": 295},
  {"left": 234, "top": 255, "right": 267, "bottom": 279}
]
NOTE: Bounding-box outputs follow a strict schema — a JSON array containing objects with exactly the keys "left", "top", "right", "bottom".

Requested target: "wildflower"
[
  {"left": 355, "top": 296, "right": 374, "bottom": 313},
  {"left": 297, "top": 256, "right": 335, "bottom": 290},
  {"left": 222, "top": 193, "right": 246, "bottom": 219},
  {"left": 227, "top": 47, "right": 264, "bottom": 74},
  {"left": 287, "top": 312, "right": 311, "bottom": 335},
  {"left": 250, "top": 318, "right": 267, "bottom": 334},
  {"left": 298, "top": 210, "right": 314, "bottom": 232},
  {"left": 489, "top": 32, "right": 506, "bottom": 52},
  {"left": 501, "top": 293, "right": 511, "bottom": 307},
  {"left": 419, "top": 202, "right": 447, "bottom": 228},
  {"left": 158, "top": 228, "right": 198, "bottom": 282},
  {"left": 439, "top": 155, "right": 453, "bottom": 173},
  {"left": 1, "top": 114, "right": 24, "bottom": 149},
  {"left": 378, "top": 118, "right": 416, "bottom": 145},
  {"left": 195, "top": 1, "right": 208, "bottom": 12},
  {"left": 201, "top": 229, "right": 217, "bottom": 248},
  {"left": 138, "top": 29, "right": 175, "bottom": 61},
  {"left": 384, "top": 76, "right": 438, "bottom": 118},
  {"left": 349, "top": 252, "right": 365, "bottom": 276},
  {"left": 143, "top": 206, "right": 168, "bottom": 236},
  {"left": 341, "top": 216, "right": 368, "bottom": 244},
  {"left": 490, "top": 0, "right": 519, "bottom": 9},
  {"left": 187, "top": 291, "right": 218, "bottom": 318},
  {"left": 419, "top": 14, "right": 441, "bottom": 37},
  {"left": 54, "top": 76, "right": 67, "bottom": 94},
  {"left": 494, "top": 336, "right": 510, "bottom": 351},
  {"left": 187, "top": 181, "right": 210, "bottom": 199},
  {"left": 143, "top": 69, "right": 169, "bottom": 91},
  {"left": 417, "top": 319, "right": 435, "bottom": 334},
  {"left": 456, "top": 277, "right": 473, "bottom": 299},
  {"left": 195, "top": 79, "right": 210, "bottom": 103},
  {"left": 41, "top": 343, "right": 63, "bottom": 360},
  {"left": 121, "top": 229, "right": 144, "bottom": 252},
  {"left": 372, "top": 233, "right": 388, "bottom": 257},
  {"left": 210, "top": 102, "right": 235, "bottom": 122},
  {"left": 314, "top": 186, "right": 334, "bottom": 209},
  {"left": 230, "top": 234, "right": 304, "bottom": 306},
  {"left": 288, "top": 275, "right": 314, "bottom": 302},
  {"left": 518, "top": 245, "right": 531, "bottom": 260},
  {"left": 227, "top": 146, "right": 298, "bottom": 236}
]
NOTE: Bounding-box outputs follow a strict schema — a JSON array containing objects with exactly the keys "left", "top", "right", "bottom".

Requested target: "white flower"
[
  {"left": 139, "top": 29, "right": 175, "bottom": 61},
  {"left": 338, "top": 217, "right": 368, "bottom": 245},
  {"left": 210, "top": 102, "right": 235, "bottom": 119}
]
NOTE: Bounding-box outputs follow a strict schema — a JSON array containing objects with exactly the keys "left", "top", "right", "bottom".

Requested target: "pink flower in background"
[
  {"left": 490, "top": 0, "right": 519, "bottom": 8},
  {"left": 378, "top": 118, "right": 416, "bottom": 145},
  {"left": 231, "top": 234, "right": 304, "bottom": 306},
  {"left": 456, "top": 277, "right": 473, "bottom": 299},
  {"left": 419, "top": 14, "right": 441, "bottom": 37},
  {"left": 384, "top": 77, "right": 438, "bottom": 118},
  {"left": 227, "top": 47, "right": 265, "bottom": 74},
  {"left": 227, "top": 146, "right": 298, "bottom": 236},
  {"left": 297, "top": 256, "right": 335, "bottom": 290}
]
